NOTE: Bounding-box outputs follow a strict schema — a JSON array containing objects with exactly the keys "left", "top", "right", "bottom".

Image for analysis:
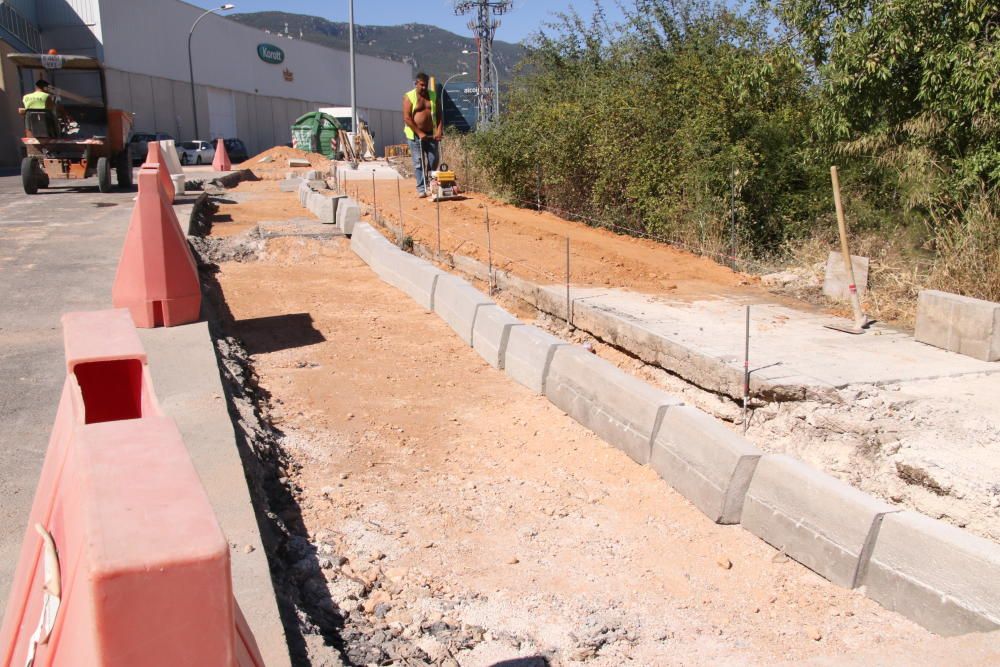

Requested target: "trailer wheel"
[
  {"left": 97, "top": 157, "right": 112, "bottom": 193},
  {"left": 21, "top": 157, "right": 38, "bottom": 195},
  {"left": 116, "top": 153, "right": 133, "bottom": 189}
]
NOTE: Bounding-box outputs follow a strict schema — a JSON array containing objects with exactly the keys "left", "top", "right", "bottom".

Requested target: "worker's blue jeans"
[{"left": 408, "top": 137, "right": 439, "bottom": 195}]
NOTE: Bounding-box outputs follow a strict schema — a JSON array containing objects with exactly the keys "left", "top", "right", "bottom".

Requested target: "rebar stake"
[
  {"left": 565, "top": 237, "right": 571, "bottom": 326},
  {"left": 742, "top": 305, "right": 750, "bottom": 434},
  {"left": 486, "top": 206, "right": 494, "bottom": 294}
]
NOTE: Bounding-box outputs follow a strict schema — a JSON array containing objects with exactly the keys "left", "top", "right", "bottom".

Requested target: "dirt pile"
[{"left": 246, "top": 146, "right": 333, "bottom": 174}]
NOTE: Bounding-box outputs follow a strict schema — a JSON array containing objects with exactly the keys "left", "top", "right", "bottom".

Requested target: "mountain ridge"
[{"left": 230, "top": 11, "right": 524, "bottom": 81}]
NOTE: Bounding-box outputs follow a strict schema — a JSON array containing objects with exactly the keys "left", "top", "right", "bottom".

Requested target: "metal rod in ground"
[
  {"left": 565, "top": 237, "right": 571, "bottom": 326},
  {"left": 436, "top": 196, "right": 442, "bottom": 258},
  {"left": 536, "top": 164, "right": 542, "bottom": 210},
  {"left": 396, "top": 175, "right": 404, "bottom": 244},
  {"left": 486, "top": 206, "right": 493, "bottom": 294},
  {"left": 371, "top": 170, "right": 377, "bottom": 223},
  {"left": 742, "top": 304, "right": 750, "bottom": 434}
]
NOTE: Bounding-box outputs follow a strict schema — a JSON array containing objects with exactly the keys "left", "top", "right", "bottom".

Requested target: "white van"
[{"left": 318, "top": 107, "right": 372, "bottom": 156}]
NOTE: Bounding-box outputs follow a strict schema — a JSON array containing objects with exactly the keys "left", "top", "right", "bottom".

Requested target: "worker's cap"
[{"left": 36, "top": 79, "right": 50, "bottom": 89}]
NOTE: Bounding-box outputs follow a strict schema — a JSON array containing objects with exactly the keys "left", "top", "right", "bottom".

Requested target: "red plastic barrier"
[
  {"left": 212, "top": 137, "right": 232, "bottom": 172},
  {"left": 142, "top": 141, "right": 175, "bottom": 201},
  {"left": 111, "top": 167, "right": 201, "bottom": 328},
  {"left": 0, "top": 309, "right": 263, "bottom": 667}
]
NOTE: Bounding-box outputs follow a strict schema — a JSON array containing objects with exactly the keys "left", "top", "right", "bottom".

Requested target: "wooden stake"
[{"left": 831, "top": 166, "right": 867, "bottom": 330}]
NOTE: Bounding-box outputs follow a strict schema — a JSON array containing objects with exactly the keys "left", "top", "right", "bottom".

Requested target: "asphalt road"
[{"left": 0, "top": 174, "right": 137, "bottom": 603}]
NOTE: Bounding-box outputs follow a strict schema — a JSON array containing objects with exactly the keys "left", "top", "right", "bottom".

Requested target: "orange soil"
[{"left": 344, "top": 172, "right": 762, "bottom": 300}]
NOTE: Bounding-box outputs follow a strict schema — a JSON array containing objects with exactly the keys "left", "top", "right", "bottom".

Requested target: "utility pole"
[
  {"left": 348, "top": 0, "right": 358, "bottom": 157},
  {"left": 454, "top": 1, "right": 510, "bottom": 126}
]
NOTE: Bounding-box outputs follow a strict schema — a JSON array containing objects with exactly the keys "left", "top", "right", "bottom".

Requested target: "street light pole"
[{"left": 188, "top": 4, "right": 235, "bottom": 140}]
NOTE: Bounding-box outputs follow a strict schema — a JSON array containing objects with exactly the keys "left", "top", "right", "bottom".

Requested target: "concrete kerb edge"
[{"left": 345, "top": 225, "right": 1000, "bottom": 635}]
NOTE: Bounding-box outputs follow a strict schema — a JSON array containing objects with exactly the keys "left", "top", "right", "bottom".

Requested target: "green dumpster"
[{"left": 291, "top": 112, "right": 342, "bottom": 158}]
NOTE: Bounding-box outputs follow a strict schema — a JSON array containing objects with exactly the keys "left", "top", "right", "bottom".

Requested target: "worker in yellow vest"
[
  {"left": 19, "top": 79, "right": 59, "bottom": 135},
  {"left": 402, "top": 72, "right": 443, "bottom": 197}
]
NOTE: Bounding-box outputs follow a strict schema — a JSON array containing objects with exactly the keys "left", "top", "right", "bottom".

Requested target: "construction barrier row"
[
  {"left": 111, "top": 144, "right": 201, "bottom": 328},
  {"left": 346, "top": 220, "right": 1000, "bottom": 637},
  {"left": 0, "top": 309, "right": 262, "bottom": 666}
]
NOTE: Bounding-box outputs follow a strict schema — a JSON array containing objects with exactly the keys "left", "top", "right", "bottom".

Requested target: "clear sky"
[{"left": 190, "top": 0, "right": 628, "bottom": 44}]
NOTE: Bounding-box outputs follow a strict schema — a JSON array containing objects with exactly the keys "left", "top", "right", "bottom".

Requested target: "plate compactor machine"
[{"left": 428, "top": 163, "right": 460, "bottom": 202}]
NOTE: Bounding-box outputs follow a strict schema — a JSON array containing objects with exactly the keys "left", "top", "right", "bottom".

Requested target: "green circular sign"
[{"left": 257, "top": 43, "right": 285, "bottom": 65}]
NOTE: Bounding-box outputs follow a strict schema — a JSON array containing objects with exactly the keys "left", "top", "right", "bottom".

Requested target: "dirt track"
[
  {"left": 343, "top": 174, "right": 759, "bottom": 301},
  {"left": 205, "top": 203, "right": 935, "bottom": 664}
]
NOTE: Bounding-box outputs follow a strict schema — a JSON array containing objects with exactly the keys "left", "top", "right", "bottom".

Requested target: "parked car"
[
  {"left": 129, "top": 132, "right": 174, "bottom": 165},
  {"left": 223, "top": 138, "right": 249, "bottom": 164},
  {"left": 177, "top": 140, "right": 216, "bottom": 165}
]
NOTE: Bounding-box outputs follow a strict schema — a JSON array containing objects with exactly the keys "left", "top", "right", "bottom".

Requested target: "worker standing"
[{"left": 402, "top": 72, "right": 443, "bottom": 198}]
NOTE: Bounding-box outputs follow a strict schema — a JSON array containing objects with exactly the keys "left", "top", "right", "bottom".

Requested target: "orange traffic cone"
[
  {"left": 143, "top": 141, "right": 176, "bottom": 201},
  {"left": 111, "top": 167, "right": 201, "bottom": 327},
  {"left": 212, "top": 138, "right": 231, "bottom": 171}
]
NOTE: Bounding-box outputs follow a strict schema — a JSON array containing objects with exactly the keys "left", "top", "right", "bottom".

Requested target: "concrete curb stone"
[
  {"left": 336, "top": 198, "right": 362, "bottom": 236},
  {"left": 861, "top": 510, "right": 1000, "bottom": 636},
  {"left": 503, "top": 325, "right": 568, "bottom": 395},
  {"left": 915, "top": 289, "right": 1000, "bottom": 361},
  {"left": 741, "top": 454, "right": 897, "bottom": 588},
  {"left": 371, "top": 246, "right": 444, "bottom": 311},
  {"left": 544, "top": 345, "right": 682, "bottom": 465},
  {"left": 471, "top": 304, "right": 523, "bottom": 369},
  {"left": 432, "top": 274, "right": 495, "bottom": 346},
  {"left": 650, "top": 405, "right": 761, "bottom": 524}
]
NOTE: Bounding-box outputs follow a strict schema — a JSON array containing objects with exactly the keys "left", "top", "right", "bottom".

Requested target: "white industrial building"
[{"left": 0, "top": 0, "right": 414, "bottom": 167}]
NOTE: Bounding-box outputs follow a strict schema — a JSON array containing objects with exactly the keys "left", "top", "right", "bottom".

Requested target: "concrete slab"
[
  {"left": 298, "top": 181, "right": 310, "bottom": 207},
  {"left": 535, "top": 286, "right": 1000, "bottom": 401},
  {"left": 650, "top": 405, "right": 761, "bottom": 524},
  {"left": 823, "top": 252, "right": 869, "bottom": 301},
  {"left": 471, "top": 304, "right": 523, "bottom": 369},
  {"left": 432, "top": 274, "right": 495, "bottom": 346},
  {"left": 741, "top": 454, "right": 897, "bottom": 588},
  {"left": 336, "top": 198, "right": 362, "bottom": 236},
  {"left": 861, "top": 510, "right": 1000, "bottom": 635},
  {"left": 257, "top": 219, "right": 344, "bottom": 241},
  {"left": 139, "top": 324, "right": 289, "bottom": 666},
  {"left": 503, "top": 325, "right": 568, "bottom": 395},
  {"left": 279, "top": 178, "right": 303, "bottom": 193},
  {"left": 915, "top": 290, "right": 1000, "bottom": 361},
  {"left": 545, "top": 346, "right": 682, "bottom": 465}
]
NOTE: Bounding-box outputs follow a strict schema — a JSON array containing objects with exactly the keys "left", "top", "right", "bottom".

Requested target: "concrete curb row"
[
  {"left": 344, "top": 221, "right": 1000, "bottom": 636},
  {"left": 288, "top": 174, "right": 361, "bottom": 235}
]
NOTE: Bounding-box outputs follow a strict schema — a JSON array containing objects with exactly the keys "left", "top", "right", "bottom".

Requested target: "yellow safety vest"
[
  {"left": 23, "top": 90, "right": 51, "bottom": 110},
  {"left": 403, "top": 86, "right": 437, "bottom": 141}
]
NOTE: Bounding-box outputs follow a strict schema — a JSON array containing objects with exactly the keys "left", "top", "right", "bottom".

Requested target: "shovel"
[{"left": 825, "top": 166, "right": 871, "bottom": 335}]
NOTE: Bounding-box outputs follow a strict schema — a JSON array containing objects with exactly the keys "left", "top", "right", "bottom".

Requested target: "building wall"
[
  {"left": 37, "top": 0, "right": 103, "bottom": 58},
  {"left": 103, "top": 68, "right": 405, "bottom": 157},
  {"left": 0, "top": 37, "right": 24, "bottom": 167},
  {"left": 98, "top": 0, "right": 411, "bottom": 112}
]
